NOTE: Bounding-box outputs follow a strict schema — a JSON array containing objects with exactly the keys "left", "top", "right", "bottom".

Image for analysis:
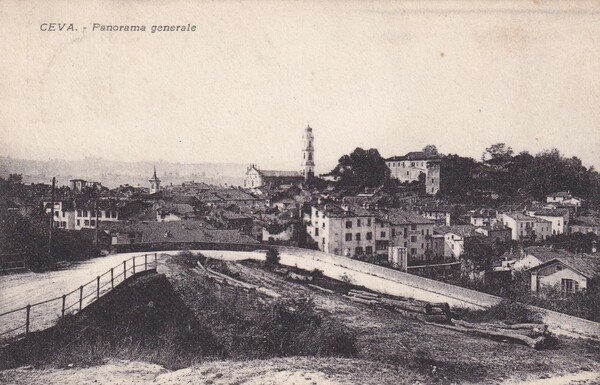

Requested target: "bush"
[
  {"left": 457, "top": 299, "right": 543, "bottom": 324},
  {"left": 265, "top": 249, "right": 280, "bottom": 266}
]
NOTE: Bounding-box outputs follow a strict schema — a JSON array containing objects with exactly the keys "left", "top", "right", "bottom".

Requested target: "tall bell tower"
[{"left": 301, "top": 125, "right": 315, "bottom": 181}]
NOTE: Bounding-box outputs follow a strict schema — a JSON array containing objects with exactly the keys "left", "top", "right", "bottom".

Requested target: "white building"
[
  {"left": 307, "top": 204, "right": 377, "bottom": 257},
  {"left": 525, "top": 209, "right": 568, "bottom": 236},
  {"left": 498, "top": 212, "right": 552, "bottom": 242},
  {"left": 385, "top": 152, "right": 441, "bottom": 195},
  {"left": 528, "top": 255, "right": 599, "bottom": 294}
]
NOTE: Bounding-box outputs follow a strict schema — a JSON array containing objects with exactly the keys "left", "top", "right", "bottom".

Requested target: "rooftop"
[{"left": 385, "top": 151, "right": 440, "bottom": 162}]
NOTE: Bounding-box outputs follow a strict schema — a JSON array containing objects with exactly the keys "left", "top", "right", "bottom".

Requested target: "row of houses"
[{"left": 305, "top": 203, "right": 510, "bottom": 262}]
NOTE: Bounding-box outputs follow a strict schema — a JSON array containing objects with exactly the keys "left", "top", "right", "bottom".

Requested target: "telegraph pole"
[
  {"left": 48, "top": 177, "right": 56, "bottom": 256},
  {"left": 94, "top": 199, "right": 99, "bottom": 247}
]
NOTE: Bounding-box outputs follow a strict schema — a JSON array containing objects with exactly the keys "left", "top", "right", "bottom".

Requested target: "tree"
[
  {"left": 482, "top": 143, "right": 514, "bottom": 162},
  {"left": 330, "top": 148, "right": 390, "bottom": 188},
  {"left": 422, "top": 145, "right": 439, "bottom": 157}
]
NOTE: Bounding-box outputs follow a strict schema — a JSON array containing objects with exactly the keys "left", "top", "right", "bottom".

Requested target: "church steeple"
[
  {"left": 149, "top": 166, "right": 161, "bottom": 194},
  {"left": 301, "top": 125, "right": 315, "bottom": 181}
]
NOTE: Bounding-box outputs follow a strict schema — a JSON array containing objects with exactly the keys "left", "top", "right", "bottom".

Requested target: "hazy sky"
[{"left": 1, "top": 1, "right": 599, "bottom": 173}]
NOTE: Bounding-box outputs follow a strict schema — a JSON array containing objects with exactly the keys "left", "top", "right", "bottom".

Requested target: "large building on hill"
[
  {"left": 385, "top": 152, "right": 440, "bottom": 195},
  {"left": 244, "top": 125, "right": 315, "bottom": 189}
]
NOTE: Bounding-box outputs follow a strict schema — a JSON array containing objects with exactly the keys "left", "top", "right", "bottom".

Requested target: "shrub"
[
  {"left": 265, "top": 249, "right": 280, "bottom": 266},
  {"left": 457, "top": 299, "right": 543, "bottom": 324}
]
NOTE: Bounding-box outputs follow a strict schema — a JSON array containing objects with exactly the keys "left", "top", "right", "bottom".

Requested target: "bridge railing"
[{"left": 0, "top": 253, "right": 158, "bottom": 341}]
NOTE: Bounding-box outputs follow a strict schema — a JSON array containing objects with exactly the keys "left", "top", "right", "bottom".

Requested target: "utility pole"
[
  {"left": 94, "top": 198, "right": 99, "bottom": 247},
  {"left": 48, "top": 177, "right": 56, "bottom": 256}
]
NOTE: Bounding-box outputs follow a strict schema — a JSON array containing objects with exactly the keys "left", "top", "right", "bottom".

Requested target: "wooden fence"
[{"left": 0, "top": 253, "right": 158, "bottom": 341}]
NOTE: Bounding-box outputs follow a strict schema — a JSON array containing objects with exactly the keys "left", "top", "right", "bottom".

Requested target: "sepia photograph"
[{"left": 0, "top": 1, "right": 599, "bottom": 384}]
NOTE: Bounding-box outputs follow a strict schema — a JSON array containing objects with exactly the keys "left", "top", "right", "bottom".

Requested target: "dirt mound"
[{"left": 0, "top": 272, "right": 216, "bottom": 370}]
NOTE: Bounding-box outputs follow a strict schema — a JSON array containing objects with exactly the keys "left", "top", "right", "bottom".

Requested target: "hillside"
[
  {"left": 1, "top": 252, "right": 598, "bottom": 384},
  {"left": 0, "top": 156, "right": 246, "bottom": 188}
]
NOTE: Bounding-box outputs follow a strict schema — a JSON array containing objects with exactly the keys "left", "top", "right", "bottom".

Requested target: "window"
[
  {"left": 366, "top": 246, "right": 373, "bottom": 254},
  {"left": 315, "top": 228, "right": 319, "bottom": 236},
  {"left": 411, "top": 235, "right": 417, "bottom": 242},
  {"left": 345, "top": 233, "right": 352, "bottom": 241},
  {"left": 561, "top": 279, "right": 578, "bottom": 294},
  {"left": 556, "top": 265, "right": 563, "bottom": 272},
  {"left": 84, "top": 220, "right": 90, "bottom": 226},
  {"left": 346, "top": 221, "right": 352, "bottom": 229},
  {"left": 410, "top": 248, "right": 417, "bottom": 256},
  {"left": 391, "top": 228, "right": 396, "bottom": 236},
  {"left": 77, "top": 219, "right": 80, "bottom": 226},
  {"left": 411, "top": 224, "right": 417, "bottom": 231},
  {"left": 322, "top": 222, "right": 325, "bottom": 228},
  {"left": 381, "top": 231, "right": 386, "bottom": 238},
  {"left": 90, "top": 220, "right": 96, "bottom": 226},
  {"left": 355, "top": 233, "right": 361, "bottom": 241},
  {"left": 355, "top": 247, "right": 363, "bottom": 255},
  {"left": 357, "top": 219, "right": 361, "bottom": 227},
  {"left": 366, "top": 232, "right": 372, "bottom": 240},
  {"left": 367, "top": 218, "right": 371, "bottom": 226}
]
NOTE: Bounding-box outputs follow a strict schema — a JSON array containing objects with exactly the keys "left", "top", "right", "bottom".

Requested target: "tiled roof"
[
  {"left": 527, "top": 253, "right": 600, "bottom": 279},
  {"left": 385, "top": 151, "right": 440, "bottom": 162},
  {"left": 376, "top": 208, "right": 434, "bottom": 225},
  {"left": 533, "top": 209, "right": 568, "bottom": 217},
  {"left": 260, "top": 170, "right": 303, "bottom": 178},
  {"left": 434, "top": 225, "right": 478, "bottom": 237},
  {"left": 116, "top": 220, "right": 257, "bottom": 244}
]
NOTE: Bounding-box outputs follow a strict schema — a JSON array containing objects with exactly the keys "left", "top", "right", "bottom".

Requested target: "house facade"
[
  {"left": 385, "top": 152, "right": 441, "bottom": 195},
  {"left": 528, "top": 256, "right": 599, "bottom": 294},
  {"left": 498, "top": 212, "right": 552, "bottom": 242},
  {"left": 307, "top": 204, "right": 377, "bottom": 258}
]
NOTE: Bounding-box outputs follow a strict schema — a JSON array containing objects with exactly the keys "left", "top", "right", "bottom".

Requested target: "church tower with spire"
[
  {"left": 301, "top": 125, "right": 315, "bottom": 181},
  {"left": 149, "top": 166, "right": 161, "bottom": 194}
]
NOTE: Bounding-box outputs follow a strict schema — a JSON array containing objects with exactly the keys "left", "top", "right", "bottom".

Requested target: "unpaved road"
[{"left": 0, "top": 250, "right": 265, "bottom": 336}]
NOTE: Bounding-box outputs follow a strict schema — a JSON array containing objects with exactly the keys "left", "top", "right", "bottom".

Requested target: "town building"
[
  {"left": 385, "top": 152, "right": 441, "bottom": 195},
  {"left": 525, "top": 208, "right": 568, "bottom": 236},
  {"left": 546, "top": 191, "right": 583, "bottom": 207},
  {"left": 374, "top": 208, "right": 435, "bottom": 261},
  {"left": 418, "top": 205, "right": 451, "bottom": 226},
  {"left": 149, "top": 167, "right": 161, "bottom": 194},
  {"left": 473, "top": 225, "right": 512, "bottom": 244},
  {"left": 527, "top": 254, "right": 599, "bottom": 294},
  {"left": 244, "top": 165, "right": 304, "bottom": 189},
  {"left": 307, "top": 204, "right": 377, "bottom": 258},
  {"left": 498, "top": 212, "right": 552, "bottom": 242},
  {"left": 569, "top": 216, "right": 600, "bottom": 236},
  {"left": 470, "top": 209, "right": 499, "bottom": 227},
  {"left": 433, "top": 225, "right": 479, "bottom": 259}
]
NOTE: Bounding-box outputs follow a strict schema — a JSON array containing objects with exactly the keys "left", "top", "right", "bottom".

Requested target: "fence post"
[
  {"left": 145, "top": 254, "right": 148, "bottom": 271},
  {"left": 123, "top": 260, "right": 127, "bottom": 280},
  {"left": 25, "top": 305, "right": 31, "bottom": 335},
  {"left": 110, "top": 268, "right": 114, "bottom": 288},
  {"left": 61, "top": 295, "right": 66, "bottom": 318},
  {"left": 132, "top": 256, "right": 136, "bottom": 274},
  {"left": 79, "top": 286, "right": 83, "bottom": 311},
  {"left": 96, "top": 276, "right": 100, "bottom": 299}
]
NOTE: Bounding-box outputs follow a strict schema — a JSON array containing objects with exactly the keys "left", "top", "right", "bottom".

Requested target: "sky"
[{"left": 1, "top": 0, "right": 599, "bottom": 173}]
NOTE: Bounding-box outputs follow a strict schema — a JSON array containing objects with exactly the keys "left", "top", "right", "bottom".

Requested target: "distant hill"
[{"left": 0, "top": 156, "right": 246, "bottom": 188}]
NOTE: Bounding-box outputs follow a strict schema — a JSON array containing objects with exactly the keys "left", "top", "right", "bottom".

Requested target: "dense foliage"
[
  {"left": 330, "top": 148, "right": 390, "bottom": 188},
  {"left": 439, "top": 144, "right": 600, "bottom": 205}
]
